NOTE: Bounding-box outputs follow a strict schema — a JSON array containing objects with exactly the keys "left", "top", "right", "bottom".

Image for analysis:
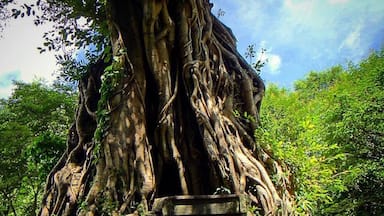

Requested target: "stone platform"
[{"left": 149, "top": 194, "right": 249, "bottom": 215}]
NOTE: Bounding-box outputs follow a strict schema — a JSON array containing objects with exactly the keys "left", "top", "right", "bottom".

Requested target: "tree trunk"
[{"left": 40, "top": 0, "right": 293, "bottom": 215}]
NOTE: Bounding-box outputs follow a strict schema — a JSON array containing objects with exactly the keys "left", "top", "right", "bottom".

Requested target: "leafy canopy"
[
  {"left": 0, "top": 80, "right": 76, "bottom": 215},
  {"left": 256, "top": 49, "right": 384, "bottom": 215}
]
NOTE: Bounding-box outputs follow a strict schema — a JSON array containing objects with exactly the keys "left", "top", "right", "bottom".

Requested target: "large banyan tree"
[{"left": 9, "top": 0, "right": 293, "bottom": 215}]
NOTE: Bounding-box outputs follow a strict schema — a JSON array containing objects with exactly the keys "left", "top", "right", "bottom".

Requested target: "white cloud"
[
  {"left": 259, "top": 40, "right": 267, "bottom": 49},
  {"left": 339, "top": 23, "right": 362, "bottom": 51},
  {"left": 0, "top": 16, "right": 58, "bottom": 98},
  {"left": 255, "top": 40, "right": 281, "bottom": 75},
  {"left": 267, "top": 54, "right": 282, "bottom": 75}
]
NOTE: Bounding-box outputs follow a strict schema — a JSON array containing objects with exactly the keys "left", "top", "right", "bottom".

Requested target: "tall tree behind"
[
  {"left": 0, "top": 81, "right": 76, "bottom": 215},
  {"left": 4, "top": 0, "right": 293, "bottom": 215}
]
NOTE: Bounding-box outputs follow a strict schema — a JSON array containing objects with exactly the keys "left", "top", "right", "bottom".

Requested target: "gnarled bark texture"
[{"left": 40, "top": 0, "right": 293, "bottom": 215}]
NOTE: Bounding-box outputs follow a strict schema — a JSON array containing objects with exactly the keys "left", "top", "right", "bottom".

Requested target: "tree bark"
[{"left": 40, "top": 0, "right": 293, "bottom": 215}]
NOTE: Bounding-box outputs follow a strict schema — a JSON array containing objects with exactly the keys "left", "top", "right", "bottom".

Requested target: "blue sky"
[
  {"left": 211, "top": 0, "right": 384, "bottom": 87},
  {"left": 0, "top": 70, "right": 20, "bottom": 88},
  {"left": 0, "top": 0, "right": 383, "bottom": 98}
]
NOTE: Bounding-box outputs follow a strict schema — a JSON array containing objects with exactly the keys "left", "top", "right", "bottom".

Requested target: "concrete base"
[{"left": 149, "top": 194, "right": 249, "bottom": 215}]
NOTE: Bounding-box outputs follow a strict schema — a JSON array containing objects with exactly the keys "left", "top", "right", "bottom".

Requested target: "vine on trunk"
[{"left": 40, "top": 0, "right": 294, "bottom": 215}]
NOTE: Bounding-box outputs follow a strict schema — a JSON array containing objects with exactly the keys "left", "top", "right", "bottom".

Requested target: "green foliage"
[
  {"left": 318, "top": 50, "right": 384, "bottom": 215},
  {"left": 7, "top": 80, "right": 75, "bottom": 136},
  {"left": 233, "top": 110, "right": 257, "bottom": 124},
  {"left": 0, "top": 121, "right": 31, "bottom": 215},
  {"left": 25, "top": 133, "right": 66, "bottom": 179},
  {"left": 93, "top": 57, "right": 124, "bottom": 161},
  {"left": 245, "top": 44, "right": 267, "bottom": 74},
  {"left": 248, "top": 205, "right": 262, "bottom": 216},
  {"left": 256, "top": 50, "right": 384, "bottom": 215},
  {"left": 255, "top": 84, "right": 345, "bottom": 214},
  {"left": 97, "top": 196, "right": 119, "bottom": 215},
  {"left": 0, "top": 80, "right": 76, "bottom": 215}
]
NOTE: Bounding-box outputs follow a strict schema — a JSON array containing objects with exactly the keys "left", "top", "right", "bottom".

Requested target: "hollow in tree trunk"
[{"left": 40, "top": 0, "right": 293, "bottom": 215}]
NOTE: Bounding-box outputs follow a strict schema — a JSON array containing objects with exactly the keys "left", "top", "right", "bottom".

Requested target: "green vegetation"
[
  {"left": 0, "top": 81, "right": 76, "bottom": 215},
  {"left": 256, "top": 49, "right": 384, "bottom": 215}
]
